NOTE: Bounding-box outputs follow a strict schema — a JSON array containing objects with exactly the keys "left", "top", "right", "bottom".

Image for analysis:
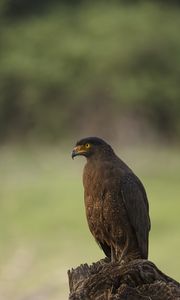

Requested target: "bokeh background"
[{"left": 0, "top": 1, "right": 180, "bottom": 299}]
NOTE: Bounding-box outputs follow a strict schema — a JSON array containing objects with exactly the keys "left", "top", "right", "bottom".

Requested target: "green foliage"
[
  {"left": 0, "top": 2, "right": 180, "bottom": 141},
  {"left": 1, "top": 0, "right": 180, "bottom": 19}
]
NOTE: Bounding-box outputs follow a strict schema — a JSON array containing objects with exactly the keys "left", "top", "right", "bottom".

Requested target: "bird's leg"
[
  {"left": 111, "top": 244, "right": 119, "bottom": 263},
  {"left": 115, "top": 244, "right": 118, "bottom": 261},
  {"left": 119, "top": 236, "right": 129, "bottom": 264},
  {"left": 111, "top": 245, "right": 116, "bottom": 263}
]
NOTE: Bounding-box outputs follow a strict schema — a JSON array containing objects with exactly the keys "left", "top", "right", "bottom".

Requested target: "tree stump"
[{"left": 68, "top": 258, "right": 180, "bottom": 299}]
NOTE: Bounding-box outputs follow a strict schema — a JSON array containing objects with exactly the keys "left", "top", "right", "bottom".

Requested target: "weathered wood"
[{"left": 68, "top": 258, "right": 180, "bottom": 300}]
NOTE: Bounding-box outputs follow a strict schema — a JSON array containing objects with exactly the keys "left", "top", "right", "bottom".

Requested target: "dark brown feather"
[{"left": 73, "top": 137, "right": 151, "bottom": 262}]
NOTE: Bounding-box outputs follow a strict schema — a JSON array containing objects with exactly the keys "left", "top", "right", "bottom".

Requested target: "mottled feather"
[{"left": 72, "top": 137, "right": 151, "bottom": 262}]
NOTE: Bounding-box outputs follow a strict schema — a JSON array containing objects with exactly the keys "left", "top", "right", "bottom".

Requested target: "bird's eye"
[{"left": 85, "top": 143, "right": 91, "bottom": 149}]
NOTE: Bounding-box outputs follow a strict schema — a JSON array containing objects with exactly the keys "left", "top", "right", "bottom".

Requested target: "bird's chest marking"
[
  {"left": 85, "top": 187, "right": 112, "bottom": 236},
  {"left": 83, "top": 166, "right": 122, "bottom": 239}
]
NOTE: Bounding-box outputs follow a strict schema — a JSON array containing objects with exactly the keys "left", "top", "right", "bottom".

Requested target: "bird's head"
[{"left": 72, "top": 137, "right": 114, "bottom": 160}]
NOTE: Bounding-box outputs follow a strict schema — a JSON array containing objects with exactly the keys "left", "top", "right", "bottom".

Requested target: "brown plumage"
[{"left": 72, "top": 137, "right": 151, "bottom": 262}]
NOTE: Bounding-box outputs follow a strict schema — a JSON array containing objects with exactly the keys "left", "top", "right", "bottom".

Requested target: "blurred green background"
[{"left": 0, "top": 1, "right": 180, "bottom": 299}]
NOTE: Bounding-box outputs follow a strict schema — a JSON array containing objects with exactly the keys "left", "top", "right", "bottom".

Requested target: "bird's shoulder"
[{"left": 84, "top": 156, "right": 130, "bottom": 178}]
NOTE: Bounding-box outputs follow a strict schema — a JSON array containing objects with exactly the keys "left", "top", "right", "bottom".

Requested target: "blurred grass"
[{"left": 0, "top": 144, "right": 179, "bottom": 299}]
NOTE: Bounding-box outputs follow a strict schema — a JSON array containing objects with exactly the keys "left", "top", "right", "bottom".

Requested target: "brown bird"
[{"left": 72, "top": 137, "right": 151, "bottom": 262}]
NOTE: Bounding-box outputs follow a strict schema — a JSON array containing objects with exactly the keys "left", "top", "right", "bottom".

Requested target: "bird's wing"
[{"left": 120, "top": 173, "right": 151, "bottom": 259}]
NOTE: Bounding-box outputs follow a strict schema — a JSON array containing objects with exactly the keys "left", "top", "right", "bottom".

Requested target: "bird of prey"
[{"left": 72, "top": 137, "right": 151, "bottom": 262}]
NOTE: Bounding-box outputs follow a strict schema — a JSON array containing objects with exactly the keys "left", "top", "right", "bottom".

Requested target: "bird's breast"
[{"left": 83, "top": 164, "right": 126, "bottom": 243}]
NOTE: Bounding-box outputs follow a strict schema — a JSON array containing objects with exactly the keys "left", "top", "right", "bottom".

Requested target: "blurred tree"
[
  {"left": 1, "top": 0, "right": 57, "bottom": 18},
  {"left": 1, "top": 0, "right": 180, "bottom": 19},
  {"left": 0, "top": 2, "right": 180, "bottom": 143}
]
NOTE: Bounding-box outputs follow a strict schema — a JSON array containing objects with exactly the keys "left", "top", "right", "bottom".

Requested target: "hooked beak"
[{"left": 71, "top": 145, "right": 86, "bottom": 159}]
